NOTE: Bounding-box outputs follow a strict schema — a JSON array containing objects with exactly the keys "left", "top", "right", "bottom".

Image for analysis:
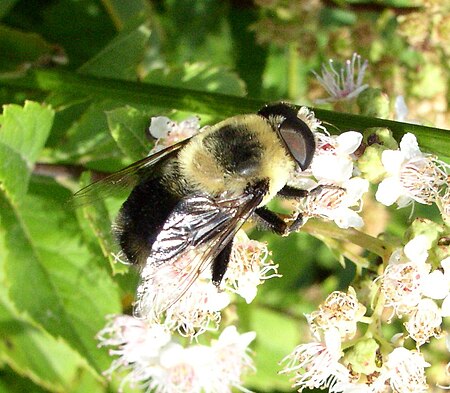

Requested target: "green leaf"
[
  {"left": 0, "top": 100, "right": 118, "bottom": 384},
  {"left": 0, "top": 367, "right": 48, "bottom": 393},
  {"left": 144, "top": 62, "right": 247, "bottom": 96},
  {"left": 0, "top": 101, "right": 54, "bottom": 167},
  {"left": 0, "top": 143, "right": 30, "bottom": 204},
  {"left": 0, "top": 101, "right": 53, "bottom": 203},
  {"left": 78, "top": 23, "right": 151, "bottom": 80},
  {"left": 0, "top": 25, "right": 57, "bottom": 72},
  {"left": 47, "top": 100, "right": 123, "bottom": 166},
  {"left": 1, "top": 177, "right": 122, "bottom": 374},
  {"left": 106, "top": 106, "right": 150, "bottom": 161},
  {"left": 246, "top": 306, "right": 302, "bottom": 391},
  {"left": 0, "top": 0, "right": 18, "bottom": 19},
  {"left": 76, "top": 172, "right": 129, "bottom": 275},
  {"left": 10, "top": 0, "right": 116, "bottom": 69},
  {"left": 2, "top": 70, "right": 448, "bottom": 161},
  {"left": 0, "top": 292, "right": 98, "bottom": 392},
  {"left": 102, "top": 0, "right": 150, "bottom": 31}
]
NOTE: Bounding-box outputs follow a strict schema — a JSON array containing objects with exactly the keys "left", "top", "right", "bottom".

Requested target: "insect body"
[{"left": 75, "top": 103, "right": 316, "bottom": 297}]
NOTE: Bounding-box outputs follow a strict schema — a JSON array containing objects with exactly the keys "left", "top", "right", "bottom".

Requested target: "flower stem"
[{"left": 302, "top": 219, "right": 395, "bottom": 266}]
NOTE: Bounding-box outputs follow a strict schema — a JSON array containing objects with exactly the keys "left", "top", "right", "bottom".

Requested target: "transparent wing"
[
  {"left": 146, "top": 194, "right": 247, "bottom": 266},
  {"left": 71, "top": 138, "right": 189, "bottom": 207},
  {"left": 134, "top": 187, "right": 266, "bottom": 319}
]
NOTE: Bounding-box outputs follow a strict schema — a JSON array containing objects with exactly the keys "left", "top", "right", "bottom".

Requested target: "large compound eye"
[
  {"left": 258, "top": 102, "right": 316, "bottom": 171},
  {"left": 278, "top": 117, "right": 316, "bottom": 171}
]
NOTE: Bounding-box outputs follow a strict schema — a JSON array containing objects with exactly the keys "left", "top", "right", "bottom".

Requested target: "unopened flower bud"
[
  {"left": 344, "top": 338, "right": 380, "bottom": 374},
  {"left": 357, "top": 144, "right": 386, "bottom": 183},
  {"left": 357, "top": 88, "right": 390, "bottom": 118}
]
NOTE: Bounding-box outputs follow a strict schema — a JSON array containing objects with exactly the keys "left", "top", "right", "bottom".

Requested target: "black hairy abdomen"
[
  {"left": 114, "top": 177, "right": 180, "bottom": 266},
  {"left": 203, "top": 125, "right": 263, "bottom": 176}
]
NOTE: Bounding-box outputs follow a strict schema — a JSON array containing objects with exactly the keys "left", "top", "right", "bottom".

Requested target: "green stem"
[
  {"left": 1, "top": 68, "right": 450, "bottom": 159},
  {"left": 302, "top": 219, "right": 395, "bottom": 265}
]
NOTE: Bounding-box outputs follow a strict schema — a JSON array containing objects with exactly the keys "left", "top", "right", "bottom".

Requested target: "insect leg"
[
  {"left": 254, "top": 207, "right": 289, "bottom": 235},
  {"left": 211, "top": 240, "right": 234, "bottom": 286},
  {"left": 278, "top": 185, "right": 308, "bottom": 199}
]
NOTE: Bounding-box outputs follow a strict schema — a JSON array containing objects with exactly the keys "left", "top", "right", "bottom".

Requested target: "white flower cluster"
[
  {"left": 280, "top": 286, "right": 438, "bottom": 392},
  {"left": 281, "top": 234, "right": 450, "bottom": 392},
  {"left": 280, "top": 288, "right": 363, "bottom": 392},
  {"left": 283, "top": 54, "right": 450, "bottom": 391},
  {"left": 291, "top": 107, "right": 369, "bottom": 229},
  {"left": 313, "top": 54, "right": 450, "bottom": 218},
  {"left": 223, "top": 230, "right": 281, "bottom": 304},
  {"left": 381, "top": 235, "right": 449, "bottom": 346},
  {"left": 97, "top": 318, "right": 255, "bottom": 393}
]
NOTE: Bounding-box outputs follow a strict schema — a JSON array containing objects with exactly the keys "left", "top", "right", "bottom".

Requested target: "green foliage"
[{"left": 0, "top": 0, "right": 448, "bottom": 391}]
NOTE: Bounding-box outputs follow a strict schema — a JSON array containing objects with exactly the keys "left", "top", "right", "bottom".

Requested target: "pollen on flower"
[
  {"left": 398, "top": 156, "right": 447, "bottom": 205},
  {"left": 280, "top": 328, "right": 350, "bottom": 392},
  {"left": 374, "top": 347, "right": 429, "bottom": 393},
  {"left": 297, "top": 177, "right": 368, "bottom": 229},
  {"left": 313, "top": 53, "right": 369, "bottom": 103},
  {"left": 306, "top": 288, "right": 367, "bottom": 341},
  {"left": 96, "top": 315, "right": 172, "bottom": 389},
  {"left": 98, "top": 318, "right": 256, "bottom": 393},
  {"left": 223, "top": 230, "right": 280, "bottom": 303},
  {"left": 380, "top": 236, "right": 434, "bottom": 320},
  {"left": 301, "top": 183, "right": 347, "bottom": 214},
  {"left": 381, "top": 261, "right": 429, "bottom": 319},
  {"left": 376, "top": 133, "right": 449, "bottom": 208},
  {"left": 404, "top": 298, "right": 442, "bottom": 347}
]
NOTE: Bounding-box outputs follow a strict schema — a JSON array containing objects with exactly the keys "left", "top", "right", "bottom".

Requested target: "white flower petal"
[
  {"left": 334, "top": 208, "right": 364, "bottom": 228},
  {"left": 441, "top": 295, "right": 450, "bottom": 317},
  {"left": 208, "top": 290, "right": 231, "bottom": 311},
  {"left": 336, "top": 131, "right": 362, "bottom": 155},
  {"left": 441, "top": 257, "right": 450, "bottom": 279},
  {"left": 217, "top": 326, "right": 256, "bottom": 349},
  {"left": 404, "top": 235, "right": 429, "bottom": 263},
  {"left": 343, "top": 178, "right": 369, "bottom": 204},
  {"left": 422, "top": 270, "right": 448, "bottom": 299},
  {"left": 375, "top": 177, "right": 403, "bottom": 206},
  {"left": 149, "top": 116, "right": 172, "bottom": 139},
  {"left": 381, "top": 150, "right": 404, "bottom": 175},
  {"left": 323, "top": 328, "right": 342, "bottom": 359},
  {"left": 311, "top": 154, "right": 353, "bottom": 183},
  {"left": 399, "top": 133, "right": 421, "bottom": 160},
  {"left": 159, "top": 342, "right": 186, "bottom": 367}
]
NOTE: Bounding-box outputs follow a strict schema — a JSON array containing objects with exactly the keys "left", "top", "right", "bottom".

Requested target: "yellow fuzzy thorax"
[{"left": 177, "top": 115, "right": 296, "bottom": 206}]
